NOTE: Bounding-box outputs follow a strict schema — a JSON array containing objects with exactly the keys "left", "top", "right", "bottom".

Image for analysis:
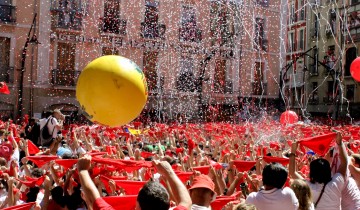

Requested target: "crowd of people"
[{"left": 0, "top": 108, "right": 360, "bottom": 210}]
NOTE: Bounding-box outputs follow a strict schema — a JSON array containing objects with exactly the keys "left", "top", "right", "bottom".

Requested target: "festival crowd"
[{"left": 0, "top": 109, "right": 360, "bottom": 210}]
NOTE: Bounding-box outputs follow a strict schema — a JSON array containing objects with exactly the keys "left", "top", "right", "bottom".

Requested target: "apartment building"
[{"left": 0, "top": 0, "right": 284, "bottom": 122}]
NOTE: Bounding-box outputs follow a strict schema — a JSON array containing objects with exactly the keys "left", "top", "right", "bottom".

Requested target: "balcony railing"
[
  {"left": 252, "top": 82, "right": 267, "bottom": 95},
  {"left": 100, "top": 17, "right": 126, "bottom": 35},
  {"left": 310, "top": 28, "right": 319, "bottom": 39},
  {"left": 0, "top": 5, "right": 16, "bottom": 23},
  {"left": 0, "top": 67, "right": 14, "bottom": 83},
  {"left": 50, "top": 0, "right": 86, "bottom": 14},
  {"left": 179, "top": 27, "right": 202, "bottom": 43},
  {"left": 309, "top": 65, "right": 319, "bottom": 76},
  {"left": 323, "top": 95, "right": 335, "bottom": 104},
  {"left": 308, "top": 96, "right": 319, "bottom": 105},
  {"left": 51, "top": 69, "right": 81, "bottom": 87},
  {"left": 224, "top": 80, "right": 233, "bottom": 94},
  {"left": 52, "top": 11, "right": 82, "bottom": 30},
  {"left": 140, "top": 22, "right": 166, "bottom": 39},
  {"left": 325, "top": 26, "right": 335, "bottom": 38}
]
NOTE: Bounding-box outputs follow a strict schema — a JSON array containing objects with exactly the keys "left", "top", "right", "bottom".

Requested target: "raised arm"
[
  {"left": 153, "top": 160, "right": 192, "bottom": 209},
  {"left": 289, "top": 142, "right": 304, "bottom": 179},
  {"left": 336, "top": 133, "right": 348, "bottom": 178},
  {"left": 77, "top": 155, "right": 100, "bottom": 207}
]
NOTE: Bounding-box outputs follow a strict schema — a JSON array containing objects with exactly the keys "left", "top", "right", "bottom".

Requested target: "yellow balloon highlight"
[{"left": 76, "top": 55, "right": 148, "bottom": 127}]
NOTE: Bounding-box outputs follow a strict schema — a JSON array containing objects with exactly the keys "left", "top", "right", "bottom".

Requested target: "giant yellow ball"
[{"left": 76, "top": 55, "right": 148, "bottom": 127}]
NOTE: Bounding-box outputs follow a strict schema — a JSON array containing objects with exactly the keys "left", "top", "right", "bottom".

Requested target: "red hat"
[
  {"left": 299, "top": 133, "right": 336, "bottom": 156},
  {"left": 189, "top": 174, "right": 215, "bottom": 194}
]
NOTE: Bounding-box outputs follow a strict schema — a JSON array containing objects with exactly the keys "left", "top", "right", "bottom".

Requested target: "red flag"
[
  {"left": 263, "top": 156, "right": 289, "bottom": 166},
  {"left": 113, "top": 180, "right": 146, "bottom": 195},
  {"left": 232, "top": 161, "right": 256, "bottom": 172},
  {"left": 27, "top": 156, "right": 58, "bottom": 168},
  {"left": 175, "top": 171, "right": 193, "bottom": 183},
  {"left": 27, "top": 140, "right": 40, "bottom": 155},
  {"left": 192, "top": 166, "right": 210, "bottom": 175},
  {"left": 55, "top": 159, "right": 78, "bottom": 170},
  {"left": 17, "top": 176, "right": 45, "bottom": 188},
  {"left": 299, "top": 133, "right": 336, "bottom": 156},
  {"left": 2, "top": 202, "right": 36, "bottom": 210},
  {"left": 141, "top": 151, "right": 154, "bottom": 159},
  {"left": 102, "top": 195, "right": 137, "bottom": 210},
  {"left": 210, "top": 196, "right": 237, "bottom": 210},
  {"left": 0, "top": 82, "right": 10, "bottom": 94}
]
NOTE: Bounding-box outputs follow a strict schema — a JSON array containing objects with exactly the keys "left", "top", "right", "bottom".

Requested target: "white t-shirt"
[
  {"left": 245, "top": 187, "right": 299, "bottom": 210},
  {"left": 307, "top": 173, "right": 345, "bottom": 210},
  {"left": 341, "top": 176, "right": 360, "bottom": 210},
  {"left": 40, "top": 117, "right": 59, "bottom": 138}
]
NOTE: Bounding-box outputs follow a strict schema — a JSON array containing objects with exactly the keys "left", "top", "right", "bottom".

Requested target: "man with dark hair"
[
  {"left": 137, "top": 181, "right": 170, "bottom": 210},
  {"left": 245, "top": 163, "right": 299, "bottom": 210}
]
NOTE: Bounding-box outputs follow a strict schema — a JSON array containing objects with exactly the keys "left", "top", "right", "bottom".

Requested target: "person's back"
[
  {"left": 341, "top": 176, "right": 360, "bottom": 210},
  {"left": 246, "top": 163, "right": 298, "bottom": 210},
  {"left": 246, "top": 187, "right": 298, "bottom": 210}
]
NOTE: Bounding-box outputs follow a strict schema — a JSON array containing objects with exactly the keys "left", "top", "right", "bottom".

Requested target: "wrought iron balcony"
[
  {"left": 51, "top": 69, "right": 81, "bottom": 87},
  {"left": 52, "top": 11, "right": 82, "bottom": 30},
  {"left": 140, "top": 22, "right": 166, "bottom": 39},
  {"left": 0, "top": 5, "right": 16, "bottom": 23},
  {"left": 50, "top": 0, "right": 86, "bottom": 13},
  {"left": 179, "top": 27, "right": 202, "bottom": 43},
  {"left": 100, "top": 17, "right": 126, "bottom": 35},
  {"left": 0, "top": 67, "right": 14, "bottom": 83}
]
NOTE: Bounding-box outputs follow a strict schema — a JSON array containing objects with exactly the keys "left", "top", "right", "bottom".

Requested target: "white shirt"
[
  {"left": 40, "top": 117, "right": 60, "bottom": 138},
  {"left": 246, "top": 187, "right": 299, "bottom": 210},
  {"left": 307, "top": 173, "right": 345, "bottom": 210},
  {"left": 341, "top": 176, "right": 360, "bottom": 210}
]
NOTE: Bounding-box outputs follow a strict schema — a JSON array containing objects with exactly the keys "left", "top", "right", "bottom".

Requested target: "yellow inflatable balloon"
[{"left": 76, "top": 55, "right": 148, "bottom": 127}]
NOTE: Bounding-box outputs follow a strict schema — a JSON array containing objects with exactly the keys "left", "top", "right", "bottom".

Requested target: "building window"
[
  {"left": 257, "top": 0, "right": 269, "bottom": 7},
  {"left": 298, "top": 29, "right": 304, "bottom": 50},
  {"left": 326, "top": 9, "right": 336, "bottom": 37},
  {"left": 298, "top": 0, "right": 305, "bottom": 21},
  {"left": 0, "top": 37, "right": 11, "bottom": 83},
  {"left": 214, "top": 59, "right": 226, "bottom": 93},
  {"left": 323, "top": 45, "right": 336, "bottom": 71},
  {"left": 253, "top": 62, "right": 265, "bottom": 95},
  {"left": 289, "top": 3, "right": 295, "bottom": 24},
  {"left": 346, "top": 85, "right": 355, "bottom": 102},
  {"left": 176, "top": 57, "right": 195, "bottom": 92},
  {"left": 345, "top": 47, "right": 357, "bottom": 76},
  {"left": 288, "top": 32, "right": 295, "bottom": 52},
  {"left": 51, "top": 0, "right": 84, "bottom": 30},
  {"left": 254, "top": 18, "right": 267, "bottom": 51},
  {"left": 102, "top": 47, "right": 119, "bottom": 55},
  {"left": 210, "top": 1, "right": 235, "bottom": 47},
  {"left": 310, "top": 48, "right": 318, "bottom": 75},
  {"left": 143, "top": 51, "right": 160, "bottom": 92},
  {"left": 141, "top": 1, "right": 165, "bottom": 39},
  {"left": 309, "top": 82, "right": 319, "bottom": 104},
  {"left": 101, "top": 0, "right": 126, "bottom": 35},
  {"left": 53, "top": 42, "right": 77, "bottom": 86},
  {"left": 0, "top": 0, "right": 16, "bottom": 23},
  {"left": 179, "top": 5, "right": 201, "bottom": 43}
]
